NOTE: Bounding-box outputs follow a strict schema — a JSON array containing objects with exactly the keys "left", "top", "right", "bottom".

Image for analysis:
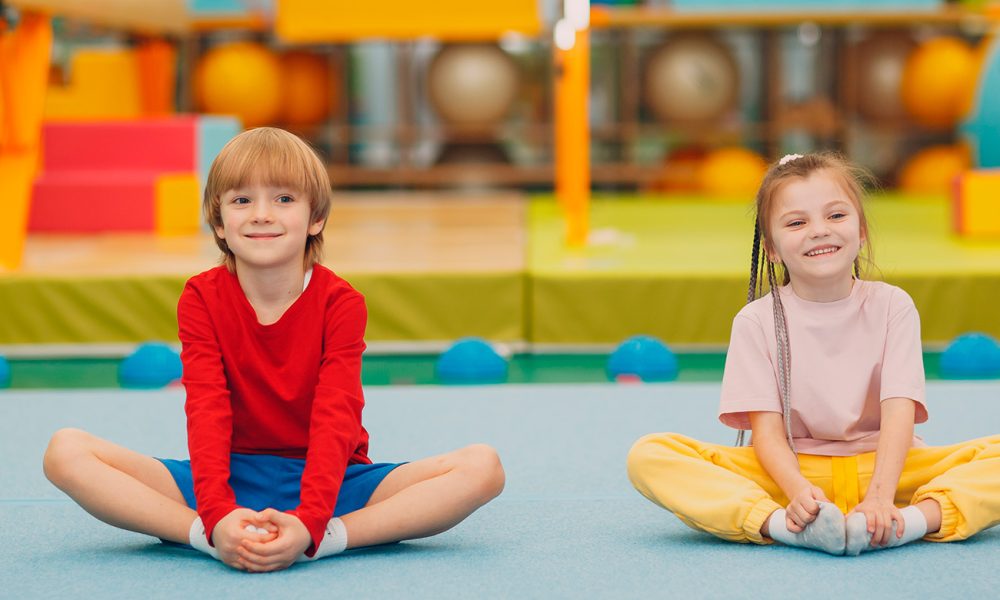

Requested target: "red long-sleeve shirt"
[{"left": 178, "top": 265, "right": 370, "bottom": 555}]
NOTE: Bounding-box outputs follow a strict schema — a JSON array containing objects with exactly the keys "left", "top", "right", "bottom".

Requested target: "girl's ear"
[{"left": 763, "top": 239, "right": 780, "bottom": 263}]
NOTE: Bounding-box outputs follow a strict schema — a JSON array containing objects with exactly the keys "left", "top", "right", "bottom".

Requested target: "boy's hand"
[
  {"left": 785, "top": 485, "right": 829, "bottom": 533},
  {"left": 236, "top": 509, "right": 312, "bottom": 573},
  {"left": 849, "top": 496, "right": 904, "bottom": 547},
  {"left": 212, "top": 508, "right": 278, "bottom": 571}
]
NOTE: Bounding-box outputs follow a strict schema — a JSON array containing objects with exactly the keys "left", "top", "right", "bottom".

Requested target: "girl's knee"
[
  {"left": 456, "top": 444, "right": 505, "bottom": 500},
  {"left": 43, "top": 428, "right": 92, "bottom": 483}
]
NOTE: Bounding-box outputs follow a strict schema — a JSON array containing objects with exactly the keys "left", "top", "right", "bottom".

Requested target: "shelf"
[
  {"left": 328, "top": 162, "right": 673, "bottom": 187},
  {"left": 589, "top": 5, "right": 998, "bottom": 29}
]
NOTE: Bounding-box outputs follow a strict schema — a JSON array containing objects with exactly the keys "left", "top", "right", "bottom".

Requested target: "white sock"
[
  {"left": 188, "top": 517, "right": 220, "bottom": 560},
  {"left": 845, "top": 505, "right": 928, "bottom": 556},
  {"left": 767, "top": 502, "right": 845, "bottom": 555},
  {"left": 296, "top": 517, "right": 348, "bottom": 562}
]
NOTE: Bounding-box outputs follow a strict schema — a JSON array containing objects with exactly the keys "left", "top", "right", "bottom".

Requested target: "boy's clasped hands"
[{"left": 213, "top": 508, "right": 313, "bottom": 572}]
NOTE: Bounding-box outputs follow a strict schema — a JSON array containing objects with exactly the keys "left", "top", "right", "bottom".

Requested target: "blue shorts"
[{"left": 157, "top": 453, "right": 403, "bottom": 517}]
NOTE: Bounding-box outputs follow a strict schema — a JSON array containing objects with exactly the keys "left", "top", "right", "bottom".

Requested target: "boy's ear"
[
  {"left": 308, "top": 219, "right": 326, "bottom": 236},
  {"left": 214, "top": 224, "right": 226, "bottom": 240}
]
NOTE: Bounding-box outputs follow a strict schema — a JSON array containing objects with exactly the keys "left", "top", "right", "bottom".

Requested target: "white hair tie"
[{"left": 779, "top": 153, "right": 803, "bottom": 166}]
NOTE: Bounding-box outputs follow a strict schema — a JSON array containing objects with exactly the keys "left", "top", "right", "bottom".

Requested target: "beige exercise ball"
[
  {"left": 851, "top": 33, "right": 917, "bottom": 121},
  {"left": 644, "top": 35, "right": 739, "bottom": 122},
  {"left": 428, "top": 44, "right": 520, "bottom": 126}
]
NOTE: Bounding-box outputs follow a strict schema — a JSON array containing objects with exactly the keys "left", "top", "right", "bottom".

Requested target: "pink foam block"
[
  {"left": 42, "top": 117, "right": 198, "bottom": 172},
  {"left": 29, "top": 171, "right": 157, "bottom": 232}
]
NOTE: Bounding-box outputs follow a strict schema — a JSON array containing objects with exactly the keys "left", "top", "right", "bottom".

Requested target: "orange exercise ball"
[
  {"left": 898, "top": 145, "right": 971, "bottom": 194},
  {"left": 428, "top": 44, "right": 520, "bottom": 126},
  {"left": 697, "top": 147, "right": 767, "bottom": 197},
  {"left": 644, "top": 35, "right": 739, "bottom": 122},
  {"left": 280, "top": 51, "right": 337, "bottom": 126},
  {"left": 651, "top": 146, "right": 707, "bottom": 192},
  {"left": 195, "top": 42, "right": 283, "bottom": 128},
  {"left": 851, "top": 33, "right": 916, "bottom": 121},
  {"left": 900, "top": 37, "right": 977, "bottom": 130}
]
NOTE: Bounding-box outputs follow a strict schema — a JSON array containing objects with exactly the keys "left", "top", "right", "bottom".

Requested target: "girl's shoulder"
[{"left": 857, "top": 280, "right": 917, "bottom": 312}]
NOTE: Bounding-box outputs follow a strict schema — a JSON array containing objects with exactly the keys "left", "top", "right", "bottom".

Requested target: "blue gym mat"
[{"left": 3, "top": 382, "right": 1000, "bottom": 598}]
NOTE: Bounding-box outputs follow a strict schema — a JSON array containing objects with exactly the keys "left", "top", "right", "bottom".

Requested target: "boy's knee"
[
  {"left": 458, "top": 444, "right": 505, "bottom": 499},
  {"left": 43, "top": 428, "right": 90, "bottom": 483}
]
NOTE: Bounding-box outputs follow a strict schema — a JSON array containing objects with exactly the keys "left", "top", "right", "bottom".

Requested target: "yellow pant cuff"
[{"left": 744, "top": 497, "right": 783, "bottom": 545}]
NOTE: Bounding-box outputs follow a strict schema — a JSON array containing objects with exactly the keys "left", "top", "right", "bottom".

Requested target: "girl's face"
[{"left": 766, "top": 170, "right": 864, "bottom": 301}]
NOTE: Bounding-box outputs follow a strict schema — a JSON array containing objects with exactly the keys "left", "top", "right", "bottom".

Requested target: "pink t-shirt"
[{"left": 719, "top": 279, "right": 927, "bottom": 456}]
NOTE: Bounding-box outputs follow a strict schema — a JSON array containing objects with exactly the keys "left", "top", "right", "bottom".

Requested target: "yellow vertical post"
[
  {"left": 555, "top": 26, "right": 590, "bottom": 247},
  {"left": 0, "top": 13, "right": 51, "bottom": 271}
]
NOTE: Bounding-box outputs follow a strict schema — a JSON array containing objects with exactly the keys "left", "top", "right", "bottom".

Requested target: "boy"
[{"left": 44, "top": 127, "right": 505, "bottom": 572}]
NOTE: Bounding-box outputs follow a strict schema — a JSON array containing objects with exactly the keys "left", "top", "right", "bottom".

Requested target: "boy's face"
[{"left": 215, "top": 184, "right": 324, "bottom": 273}]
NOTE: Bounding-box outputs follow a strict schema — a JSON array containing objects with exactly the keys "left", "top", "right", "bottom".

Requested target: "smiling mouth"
[
  {"left": 246, "top": 233, "right": 282, "bottom": 239},
  {"left": 805, "top": 246, "right": 840, "bottom": 257}
]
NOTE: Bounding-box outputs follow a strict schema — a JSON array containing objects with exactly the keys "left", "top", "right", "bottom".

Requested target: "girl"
[{"left": 627, "top": 152, "right": 1000, "bottom": 555}]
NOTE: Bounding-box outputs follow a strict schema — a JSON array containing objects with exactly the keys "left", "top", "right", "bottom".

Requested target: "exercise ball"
[
  {"left": 435, "top": 337, "right": 509, "bottom": 384},
  {"left": 195, "top": 42, "right": 283, "bottom": 128},
  {"left": 940, "top": 333, "right": 1000, "bottom": 379},
  {"left": 651, "top": 146, "right": 707, "bottom": 192},
  {"left": 851, "top": 33, "right": 916, "bottom": 121},
  {"left": 898, "top": 145, "right": 970, "bottom": 194},
  {"left": 697, "top": 147, "right": 767, "bottom": 197},
  {"left": 901, "top": 37, "right": 977, "bottom": 130},
  {"left": 280, "top": 51, "right": 336, "bottom": 126},
  {"left": 960, "top": 37, "right": 1000, "bottom": 167},
  {"left": 0, "top": 356, "right": 9, "bottom": 388},
  {"left": 428, "top": 45, "right": 520, "bottom": 126},
  {"left": 607, "top": 335, "right": 678, "bottom": 382},
  {"left": 119, "top": 342, "right": 182, "bottom": 389},
  {"left": 644, "top": 35, "right": 739, "bottom": 122}
]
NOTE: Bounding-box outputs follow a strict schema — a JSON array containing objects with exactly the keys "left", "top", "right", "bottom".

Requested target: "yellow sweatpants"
[{"left": 626, "top": 432, "right": 1000, "bottom": 545}]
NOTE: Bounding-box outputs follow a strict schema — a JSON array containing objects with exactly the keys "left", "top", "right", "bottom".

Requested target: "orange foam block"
[
  {"left": 155, "top": 173, "right": 200, "bottom": 235},
  {"left": 953, "top": 169, "right": 1000, "bottom": 236}
]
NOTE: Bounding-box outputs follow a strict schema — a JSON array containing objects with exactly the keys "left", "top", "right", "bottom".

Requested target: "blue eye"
[
  {"left": 787, "top": 220, "right": 805, "bottom": 227},
  {"left": 277, "top": 195, "right": 294, "bottom": 203},
  {"left": 233, "top": 197, "right": 250, "bottom": 205},
  {"left": 830, "top": 212, "right": 846, "bottom": 219}
]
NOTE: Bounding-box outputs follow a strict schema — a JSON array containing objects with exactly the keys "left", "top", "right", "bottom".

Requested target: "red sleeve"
[
  {"left": 178, "top": 280, "right": 239, "bottom": 545},
  {"left": 289, "top": 292, "right": 367, "bottom": 556}
]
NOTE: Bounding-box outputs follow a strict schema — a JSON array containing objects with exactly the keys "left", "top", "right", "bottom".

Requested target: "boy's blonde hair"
[{"left": 203, "top": 127, "right": 332, "bottom": 271}]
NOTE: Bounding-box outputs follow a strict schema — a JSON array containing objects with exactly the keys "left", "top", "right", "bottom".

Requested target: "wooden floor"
[{"left": 17, "top": 192, "right": 526, "bottom": 276}]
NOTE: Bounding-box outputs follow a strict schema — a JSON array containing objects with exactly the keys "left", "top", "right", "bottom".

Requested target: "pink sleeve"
[
  {"left": 718, "top": 313, "right": 782, "bottom": 430},
  {"left": 289, "top": 293, "right": 367, "bottom": 556},
  {"left": 880, "top": 290, "right": 928, "bottom": 423},
  {"left": 178, "top": 282, "right": 238, "bottom": 544}
]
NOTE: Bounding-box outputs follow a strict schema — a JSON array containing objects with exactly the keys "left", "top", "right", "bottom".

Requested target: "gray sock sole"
[{"left": 797, "top": 503, "right": 846, "bottom": 556}]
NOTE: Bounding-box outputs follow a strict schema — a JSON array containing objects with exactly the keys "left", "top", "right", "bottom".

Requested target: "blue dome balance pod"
[
  {"left": 939, "top": 333, "right": 1000, "bottom": 379},
  {"left": 607, "top": 335, "right": 679, "bottom": 382},
  {"left": 435, "top": 337, "right": 509, "bottom": 384},
  {"left": 118, "top": 342, "right": 183, "bottom": 388},
  {"left": 0, "top": 355, "right": 10, "bottom": 388}
]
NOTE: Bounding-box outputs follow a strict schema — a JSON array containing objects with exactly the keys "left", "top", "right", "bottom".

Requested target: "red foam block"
[
  {"left": 42, "top": 117, "right": 198, "bottom": 172},
  {"left": 29, "top": 170, "right": 157, "bottom": 232}
]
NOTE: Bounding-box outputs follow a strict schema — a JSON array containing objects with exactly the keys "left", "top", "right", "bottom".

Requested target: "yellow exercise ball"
[
  {"left": 428, "top": 44, "right": 520, "bottom": 126},
  {"left": 280, "top": 51, "right": 336, "bottom": 126},
  {"left": 898, "top": 145, "right": 971, "bottom": 194},
  {"left": 697, "top": 147, "right": 767, "bottom": 197},
  {"left": 901, "top": 37, "right": 977, "bottom": 130},
  {"left": 195, "top": 42, "right": 283, "bottom": 128},
  {"left": 644, "top": 34, "right": 739, "bottom": 122}
]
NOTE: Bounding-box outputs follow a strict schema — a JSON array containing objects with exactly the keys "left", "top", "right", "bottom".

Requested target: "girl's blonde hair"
[
  {"left": 203, "top": 127, "right": 333, "bottom": 271},
  {"left": 738, "top": 151, "right": 877, "bottom": 451}
]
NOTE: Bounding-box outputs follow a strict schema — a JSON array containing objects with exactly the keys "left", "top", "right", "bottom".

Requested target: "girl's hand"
[
  {"left": 236, "top": 508, "right": 312, "bottom": 573},
  {"left": 211, "top": 508, "right": 278, "bottom": 571},
  {"left": 785, "top": 484, "right": 830, "bottom": 533},
  {"left": 850, "top": 496, "right": 904, "bottom": 547}
]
